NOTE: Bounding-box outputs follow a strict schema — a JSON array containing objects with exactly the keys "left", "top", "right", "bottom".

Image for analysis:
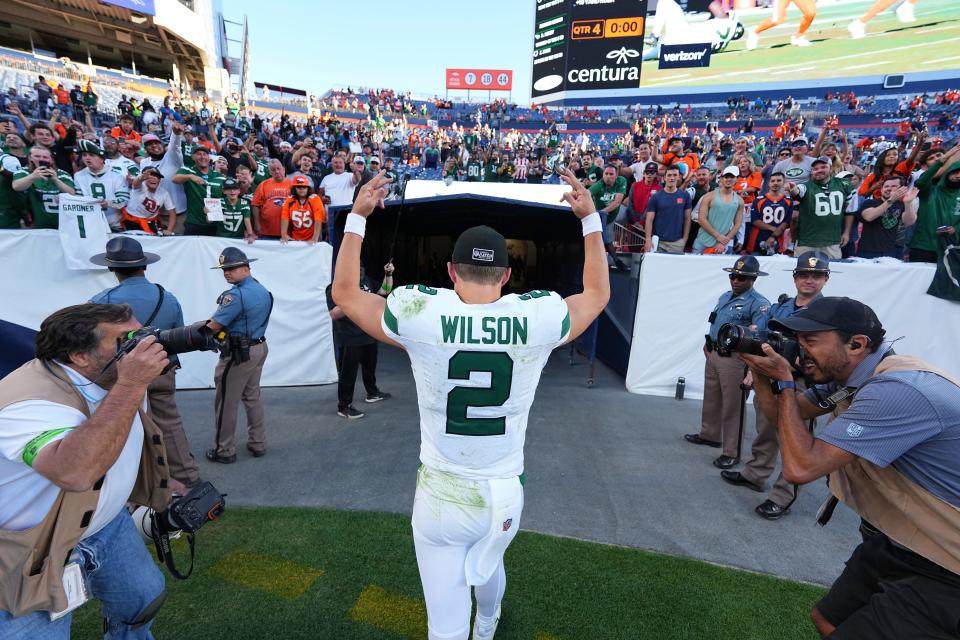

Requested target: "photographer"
[
  {"left": 89, "top": 238, "right": 200, "bottom": 488},
  {"left": 0, "top": 304, "right": 175, "bottom": 636},
  {"left": 741, "top": 297, "right": 960, "bottom": 639}
]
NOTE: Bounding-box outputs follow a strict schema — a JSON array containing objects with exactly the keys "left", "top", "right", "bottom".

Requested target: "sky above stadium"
[{"left": 229, "top": 0, "right": 535, "bottom": 103}]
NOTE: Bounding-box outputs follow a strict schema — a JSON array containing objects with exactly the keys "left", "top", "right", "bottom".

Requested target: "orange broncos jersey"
[{"left": 281, "top": 194, "right": 326, "bottom": 241}]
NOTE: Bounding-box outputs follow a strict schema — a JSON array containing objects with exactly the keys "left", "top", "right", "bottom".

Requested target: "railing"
[{"left": 613, "top": 222, "right": 644, "bottom": 254}]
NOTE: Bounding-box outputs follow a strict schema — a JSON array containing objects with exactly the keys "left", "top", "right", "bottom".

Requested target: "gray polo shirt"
[{"left": 809, "top": 346, "right": 960, "bottom": 507}]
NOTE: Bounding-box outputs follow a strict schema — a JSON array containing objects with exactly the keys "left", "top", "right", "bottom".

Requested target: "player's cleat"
[
  {"left": 790, "top": 34, "right": 812, "bottom": 47},
  {"left": 365, "top": 391, "right": 391, "bottom": 403},
  {"left": 847, "top": 19, "right": 866, "bottom": 39},
  {"left": 338, "top": 405, "right": 365, "bottom": 419},
  {"left": 472, "top": 606, "right": 501, "bottom": 640},
  {"left": 746, "top": 27, "right": 759, "bottom": 50},
  {"left": 896, "top": 1, "right": 916, "bottom": 23}
]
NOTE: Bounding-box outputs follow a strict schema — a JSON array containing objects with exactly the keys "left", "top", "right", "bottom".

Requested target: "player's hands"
[
  {"left": 116, "top": 336, "right": 168, "bottom": 388},
  {"left": 352, "top": 170, "right": 390, "bottom": 218},
  {"left": 559, "top": 169, "right": 596, "bottom": 219}
]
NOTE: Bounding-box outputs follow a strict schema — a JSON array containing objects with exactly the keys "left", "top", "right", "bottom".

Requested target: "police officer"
[
  {"left": 721, "top": 251, "right": 832, "bottom": 519},
  {"left": 685, "top": 256, "right": 770, "bottom": 468},
  {"left": 205, "top": 247, "right": 272, "bottom": 463},
  {"left": 89, "top": 237, "right": 200, "bottom": 487}
]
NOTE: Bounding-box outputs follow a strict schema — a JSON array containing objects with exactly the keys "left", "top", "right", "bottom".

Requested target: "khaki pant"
[
  {"left": 699, "top": 350, "right": 747, "bottom": 458},
  {"left": 794, "top": 244, "right": 841, "bottom": 260},
  {"left": 741, "top": 405, "right": 797, "bottom": 507},
  {"left": 213, "top": 341, "right": 268, "bottom": 457},
  {"left": 148, "top": 369, "right": 200, "bottom": 485},
  {"left": 657, "top": 239, "right": 686, "bottom": 254},
  {"left": 173, "top": 212, "right": 186, "bottom": 235}
]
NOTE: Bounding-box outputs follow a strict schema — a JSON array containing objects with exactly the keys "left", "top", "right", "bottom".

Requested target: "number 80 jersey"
[{"left": 382, "top": 285, "right": 571, "bottom": 480}]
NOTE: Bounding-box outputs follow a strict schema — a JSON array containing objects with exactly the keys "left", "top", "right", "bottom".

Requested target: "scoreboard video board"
[{"left": 532, "top": 0, "right": 648, "bottom": 99}]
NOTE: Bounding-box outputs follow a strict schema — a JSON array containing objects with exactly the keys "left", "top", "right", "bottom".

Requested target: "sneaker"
[
  {"left": 337, "top": 405, "right": 365, "bottom": 419},
  {"left": 847, "top": 19, "right": 866, "bottom": 39},
  {"left": 472, "top": 606, "right": 501, "bottom": 640},
  {"left": 790, "top": 34, "right": 812, "bottom": 47},
  {"left": 364, "top": 391, "right": 392, "bottom": 403},
  {"left": 896, "top": 1, "right": 916, "bottom": 23},
  {"left": 746, "top": 27, "right": 759, "bottom": 50}
]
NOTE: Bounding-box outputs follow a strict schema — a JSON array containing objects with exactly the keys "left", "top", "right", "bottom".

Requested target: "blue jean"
[{"left": 0, "top": 509, "right": 166, "bottom": 639}]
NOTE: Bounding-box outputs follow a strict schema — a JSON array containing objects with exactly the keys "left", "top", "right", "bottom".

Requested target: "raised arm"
[
  {"left": 331, "top": 172, "right": 401, "bottom": 348},
  {"left": 558, "top": 169, "right": 610, "bottom": 344}
]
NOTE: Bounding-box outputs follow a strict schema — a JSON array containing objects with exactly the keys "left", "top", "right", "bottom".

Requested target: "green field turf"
[
  {"left": 642, "top": 0, "right": 960, "bottom": 88},
  {"left": 70, "top": 508, "right": 827, "bottom": 640}
]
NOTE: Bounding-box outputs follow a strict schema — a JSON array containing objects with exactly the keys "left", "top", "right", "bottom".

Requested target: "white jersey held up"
[
  {"left": 73, "top": 166, "right": 130, "bottom": 227},
  {"left": 382, "top": 285, "right": 571, "bottom": 480}
]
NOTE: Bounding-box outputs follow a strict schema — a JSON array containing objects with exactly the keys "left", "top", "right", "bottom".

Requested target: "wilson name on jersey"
[{"left": 382, "top": 285, "right": 571, "bottom": 479}]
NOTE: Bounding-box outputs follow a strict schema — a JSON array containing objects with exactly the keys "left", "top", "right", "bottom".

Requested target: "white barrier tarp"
[
  {"left": 405, "top": 179, "right": 571, "bottom": 208},
  {"left": 0, "top": 230, "right": 337, "bottom": 389},
  {"left": 626, "top": 253, "right": 959, "bottom": 400}
]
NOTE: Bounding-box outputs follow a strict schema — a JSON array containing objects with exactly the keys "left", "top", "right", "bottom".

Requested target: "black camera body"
[
  {"left": 118, "top": 322, "right": 222, "bottom": 373},
  {"left": 157, "top": 481, "right": 226, "bottom": 536},
  {"left": 149, "top": 481, "right": 226, "bottom": 580},
  {"left": 717, "top": 323, "right": 802, "bottom": 365}
]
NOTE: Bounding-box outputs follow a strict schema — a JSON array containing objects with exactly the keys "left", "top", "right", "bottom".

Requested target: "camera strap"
[
  {"left": 149, "top": 512, "right": 196, "bottom": 581},
  {"left": 144, "top": 284, "right": 165, "bottom": 327}
]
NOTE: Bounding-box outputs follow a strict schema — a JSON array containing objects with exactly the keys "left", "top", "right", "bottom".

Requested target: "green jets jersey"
[
  {"left": 216, "top": 196, "right": 251, "bottom": 238},
  {"left": 12, "top": 166, "right": 75, "bottom": 229},
  {"left": 176, "top": 166, "right": 226, "bottom": 227},
  {"left": 796, "top": 178, "right": 853, "bottom": 247}
]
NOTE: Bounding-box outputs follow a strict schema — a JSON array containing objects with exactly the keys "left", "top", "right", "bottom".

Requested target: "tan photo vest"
[
  {"left": 829, "top": 355, "right": 960, "bottom": 576},
  {"left": 0, "top": 359, "right": 170, "bottom": 617}
]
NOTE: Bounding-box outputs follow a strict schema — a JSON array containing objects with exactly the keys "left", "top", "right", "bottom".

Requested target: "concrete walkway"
[{"left": 177, "top": 346, "right": 860, "bottom": 586}]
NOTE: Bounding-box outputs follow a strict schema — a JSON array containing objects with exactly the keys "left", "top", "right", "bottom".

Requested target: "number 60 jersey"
[{"left": 382, "top": 285, "right": 572, "bottom": 480}]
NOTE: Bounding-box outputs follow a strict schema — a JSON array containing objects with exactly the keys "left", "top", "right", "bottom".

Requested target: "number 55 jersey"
[{"left": 382, "top": 285, "right": 571, "bottom": 480}]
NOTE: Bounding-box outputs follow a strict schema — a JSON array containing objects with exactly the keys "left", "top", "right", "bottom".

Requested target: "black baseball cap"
[
  {"left": 644, "top": 162, "right": 659, "bottom": 173},
  {"left": 222, "top": 178, "right": 240, "bottom": 190},
  {"left": 769, "top": 297, "right": 885, "bottom": 342},
  {"left": 452, "top": 226, "right": 508, "bottom": 267}
]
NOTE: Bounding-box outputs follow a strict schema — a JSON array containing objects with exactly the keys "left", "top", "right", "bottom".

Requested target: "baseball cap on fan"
[{"left": 451, "top": 226, "right": 508, "bottom": 267}]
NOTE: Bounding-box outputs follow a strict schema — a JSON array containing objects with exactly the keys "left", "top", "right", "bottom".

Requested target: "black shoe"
[
  {"left": 615, "top": 258, "right": 629, "bottom": 271},
  {"left": 756, "top": 499, "right": 789, "bottom": 520},
  {"left": 337, "top": 405, "right": 365, "bottom": 419},
  {"left": 364, "top": 391, "right": 391, "bottom": 403},
  {"left": 720, "top": 470, "right": 764, "bottom": 492},
  {"left": 246, "top": 445, "right": 266, "bottom": 458},
  {"left": 684, "top": 433, "right": 722, "bottom": 448},
  {"left": 205, "top": 449, "right": 236, "bottom": 464},
  {"left": 712, "top": 455, "right": 739, "bottom": 469}
]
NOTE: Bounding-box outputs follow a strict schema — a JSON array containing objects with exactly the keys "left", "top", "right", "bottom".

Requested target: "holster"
[{"left": 704, "top": 334, "right": 713, "bottom": 353}]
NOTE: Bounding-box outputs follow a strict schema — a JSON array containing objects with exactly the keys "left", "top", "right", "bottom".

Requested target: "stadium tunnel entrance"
[{"left": 331, "top": 194, "right": 587, "bottom": 297}]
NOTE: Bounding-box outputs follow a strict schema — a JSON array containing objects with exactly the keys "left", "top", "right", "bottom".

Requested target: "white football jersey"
[
  {"left": 73, "top": 167, "right": 130, "bottom": 226},
  {"left": 383, "top": 285, "right": 571, "bottom": 480}
]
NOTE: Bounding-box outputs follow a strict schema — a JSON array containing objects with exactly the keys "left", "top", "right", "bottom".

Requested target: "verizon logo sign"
[{"left": 659, "top": 43, "right": 712, "bottom": 69}]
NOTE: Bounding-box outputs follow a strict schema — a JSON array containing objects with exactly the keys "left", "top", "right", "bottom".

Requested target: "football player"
[
  {"left": 848, "top": 0, "right": 918, "bottom": 38},
  {"left": 331, "top": 170, "right": 609, "bottom": 640},
  {"left": 643, "top": 0, "right": 744, "bottom": 61},
  {"left": 746, "top": 0, "right": 818, "bottom": 49}
]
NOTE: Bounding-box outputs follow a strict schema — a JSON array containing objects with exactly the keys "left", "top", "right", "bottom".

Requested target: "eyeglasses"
[{"left": 728, "top": 274, "right": 755, "bottom": 281}]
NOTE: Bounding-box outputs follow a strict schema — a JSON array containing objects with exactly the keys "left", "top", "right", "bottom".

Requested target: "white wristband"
[
  {"left": 344, "top": 213, "right": 366, "bottom": 239},
  {"left": 581, "top": 212, "right": 603, "bottom": 237}
]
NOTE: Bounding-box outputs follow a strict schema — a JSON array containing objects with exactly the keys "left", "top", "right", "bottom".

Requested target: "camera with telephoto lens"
[
  {"left": 716, "top": 323, "right": 802, "bottom": 366},
  {"left": 117, "top": 321, "right": 222, "bottom": 373}
]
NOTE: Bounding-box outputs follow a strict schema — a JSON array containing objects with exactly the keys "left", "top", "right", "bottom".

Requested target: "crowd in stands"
[{"left": 1, "top": 49, "right": 957, "bottom": 266}]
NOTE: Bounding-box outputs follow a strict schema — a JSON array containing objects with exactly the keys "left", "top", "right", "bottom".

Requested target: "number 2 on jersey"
[{"left": 446, "top": 351, "right": 513, "bottom": 436}]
